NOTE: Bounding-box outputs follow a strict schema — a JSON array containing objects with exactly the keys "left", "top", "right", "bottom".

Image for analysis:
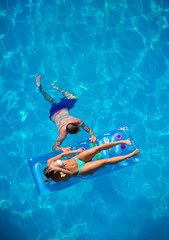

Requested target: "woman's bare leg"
[
  {"left": 80, "top": 149, "right": 140, "bottom": 176},
  {"left": 36, "top": 75, "right": 55, "bottom": 104},
  {"left": 75, "top": 140, "right": 132, "bottom": 163}
]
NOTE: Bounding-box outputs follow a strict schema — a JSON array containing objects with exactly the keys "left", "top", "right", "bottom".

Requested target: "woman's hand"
[
  {"left": 49, "top": 166, "right": 60, "bottom": 172},
  {"left": 60, "top": 172, "right": 66, "bottom": 177},
  {"left": 76, "top": 148, "right": 85, "bottom": 154}
]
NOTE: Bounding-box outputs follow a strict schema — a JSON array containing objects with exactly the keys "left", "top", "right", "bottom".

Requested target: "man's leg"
[
  {"left": 52, "top": 85, "right": 77, "bottom": 100},
  {"left": 36, "top": 75, "right": 55, "bottom": 104}
]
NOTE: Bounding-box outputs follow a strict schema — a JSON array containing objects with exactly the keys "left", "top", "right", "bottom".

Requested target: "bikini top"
[{"left": 50, "top": 160, "right": 65, "bottom": 168}]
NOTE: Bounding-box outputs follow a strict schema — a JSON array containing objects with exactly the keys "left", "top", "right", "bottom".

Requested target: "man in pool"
[
  {"left": 35, "top": 75, "right": 96, "bottom": 151},
  {"left": 43, "top": 139, "right": 140, "bottom": 182}
]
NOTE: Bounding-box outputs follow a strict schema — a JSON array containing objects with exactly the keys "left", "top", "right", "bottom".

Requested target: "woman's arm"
[
  {"left": 52, "top": 167, "right": 73, "bottom": 182},
  {"left": 61, "top": 148, "right": 83, "bottom": 158},
  {"left": 47, "top": 153, "right": 65, "bottom": 165},
  {"left": 57, "top": 167, "right": 73, "bottom": 177},
  {"left": 47, "top": 149, "right": 83, "bottom": 165}
]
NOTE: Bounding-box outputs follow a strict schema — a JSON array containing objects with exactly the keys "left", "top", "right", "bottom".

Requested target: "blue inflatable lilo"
[{"left": 28, "top": 127, "right": 142, "bottom": 195}]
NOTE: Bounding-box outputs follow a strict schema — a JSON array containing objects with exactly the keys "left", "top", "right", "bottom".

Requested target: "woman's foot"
[
  {"left": 130, "top": 149, "right": 140, "bottom": 157},
  {"left": 36, "top": 75, "right": 41, "bottom": 87},
  {"left": 123, "top": 140, "right": 132, "bottom": 145}
]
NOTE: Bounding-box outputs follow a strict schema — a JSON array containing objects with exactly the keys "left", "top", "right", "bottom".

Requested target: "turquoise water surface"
[{"left": 0, "top": 0, "right": 169, "bottom": 239}]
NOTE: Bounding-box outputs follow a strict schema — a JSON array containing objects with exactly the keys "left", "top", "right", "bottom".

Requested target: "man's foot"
[
  {"left": 52, "top": 86, "right": 77, "bottom": 99},
  {"left": 51, "top": 82, "right": 58, "bottom": 87},
  {"left": 123, "top": 140, "right": 132, "bottom": 145},
  {"left": 52, "top": 86, "right": 60, "bottom": 91},
  {"left": 36, "top": 75, "right": 41, "bottom": 87}
]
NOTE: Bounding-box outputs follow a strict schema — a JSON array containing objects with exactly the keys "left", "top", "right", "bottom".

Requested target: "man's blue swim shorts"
[{"left": 49, "top": 97, "right": 77, "bottom": 120}]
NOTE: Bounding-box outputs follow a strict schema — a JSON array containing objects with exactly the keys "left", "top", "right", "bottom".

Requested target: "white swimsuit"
[{"left": 50, "top": 160, "right": 65, "bottom": 168}]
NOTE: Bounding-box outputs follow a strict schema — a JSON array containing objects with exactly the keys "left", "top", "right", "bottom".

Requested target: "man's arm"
[
  {"left": 79, "top": 121, "right": 96, "bottom": 144},
  {"left": 52, "top": 129, "right": 69, "bottom": 151}
]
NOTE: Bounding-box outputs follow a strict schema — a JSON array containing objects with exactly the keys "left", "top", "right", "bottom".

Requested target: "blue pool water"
[{"left": 0, "top": 0, "right": 169, "bottom": 239}]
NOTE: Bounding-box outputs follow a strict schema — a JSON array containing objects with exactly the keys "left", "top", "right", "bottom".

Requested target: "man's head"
[{"left": 66, "top": 123, "right": 80, "bottom": 134}]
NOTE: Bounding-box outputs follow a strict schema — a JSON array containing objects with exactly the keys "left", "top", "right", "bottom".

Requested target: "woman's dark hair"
[
  {"left": 43, "top": 166, "right": 58, "bottom": 179},
  {"left": 66, "top": 123, "right": 79, "bottom": 134}
]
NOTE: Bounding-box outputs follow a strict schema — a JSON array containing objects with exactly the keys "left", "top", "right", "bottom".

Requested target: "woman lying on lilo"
[{"left": 43, "top": 140, "right": 140, "bottom": 182}]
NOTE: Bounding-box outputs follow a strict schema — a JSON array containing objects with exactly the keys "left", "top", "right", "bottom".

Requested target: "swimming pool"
[{"left": 0, "top": 0, "right": 169, "bottom": 239}]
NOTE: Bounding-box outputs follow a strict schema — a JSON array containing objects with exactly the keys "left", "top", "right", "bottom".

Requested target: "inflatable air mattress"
[{"left": 28, "top": 126, "right": 142, "bottom": 195}]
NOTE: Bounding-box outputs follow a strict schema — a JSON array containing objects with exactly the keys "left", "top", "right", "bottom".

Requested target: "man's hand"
[
  {"left": 62, "top": 147, "right": 72, "bottom": 152},
  {"left": 53, "top": 146, "right": 71, "bottom": 152},
  {"left": 89, "top": 135, "right": 96, "bottom": 144}
]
